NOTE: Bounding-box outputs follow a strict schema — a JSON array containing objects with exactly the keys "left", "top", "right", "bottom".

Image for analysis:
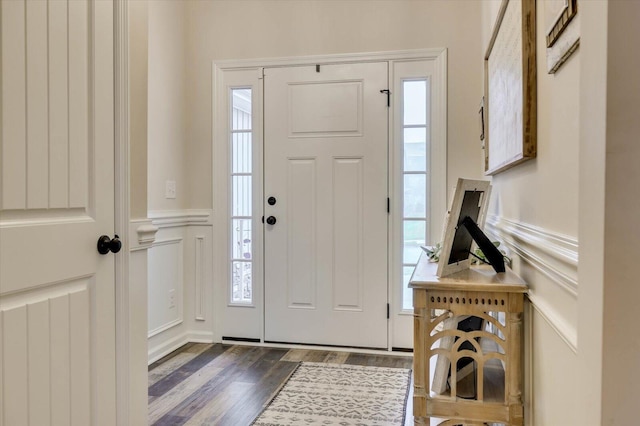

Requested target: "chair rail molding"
[
  {"left": 148, "top": 209, "right": 213, "bottom": 229},
  {"left": 131, "top": 219, "right": 159, "bottom": 248},
  {"left": 486, "top": 215, "right": 578, "bottom": 297},
  {"left": 486, "top": 215, "right": 579, "bottom": 353}
]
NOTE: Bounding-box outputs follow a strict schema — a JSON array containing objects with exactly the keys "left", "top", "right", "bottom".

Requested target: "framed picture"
[
  {"left": 483, "top": 0, "right": 537, "bottom": 175},
  {"left": 436, "top": 179, "right": 491, "bottom": 277},
  {"left": 545, "top": 0, "right": 580, "bottom": 74}
]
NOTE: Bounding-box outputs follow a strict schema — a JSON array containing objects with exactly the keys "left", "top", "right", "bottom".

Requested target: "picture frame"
[
  {"left": 479, "top": 96, "right": 485, "bottom": 142},
  {"left": 436, "top": 179, "right": 492, "bottom": 277},
  {"left": 483, "top": 0, "right": 537, "bottom": 175},
  {"left": 545, "top": 0, "right": 580, "bottom": 74}
]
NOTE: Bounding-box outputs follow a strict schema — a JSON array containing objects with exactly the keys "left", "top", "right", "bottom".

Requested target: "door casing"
[{"left": 212, "top": 48, "right": 448, "bottom": 351}]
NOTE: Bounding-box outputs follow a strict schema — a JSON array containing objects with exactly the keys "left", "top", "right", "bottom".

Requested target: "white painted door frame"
[
  {"left": 212, "top": 48, "right": 448, "bottom": 351},
  {"left": 114, "top": 2, "right": 141, "bottom": 424},
  {"left": 390, "top": 56, "right": 448, "bottom": 349}
]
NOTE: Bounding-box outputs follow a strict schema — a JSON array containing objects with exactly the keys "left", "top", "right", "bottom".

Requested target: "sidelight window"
[
  {"left": 230, "top": 88, "right": 253, "bottom": 304},
  {"left": 401, "top": 79, "right": 429, "bottom": 310}
]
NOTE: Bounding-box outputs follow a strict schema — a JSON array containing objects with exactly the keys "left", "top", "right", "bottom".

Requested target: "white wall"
[
  {"left": 146, "top": 1, "right": 214, "bottom": 361},
  {"left": 148, "top": 0, "right": 188, "bottom": 212},
  {"left": 185, "top": 0, "right": 486, "bottom": 209},
  {"left": 481, "top": 1, "right": 579, "bottom": 424},
  {"left": 576, "top": 2, "right": 607, "bottom": 423},
  {"left": 129, "top": 0, "right": 148, "bottom": 219},
  {"left": 578, "top": 1, "right": 640, "bottom": 424},
  {"left": 143, "top": 0, "right": 488, "bottom": 360},
  {"left": 601, "top": 2, "right": 640, "bottom": 419}
]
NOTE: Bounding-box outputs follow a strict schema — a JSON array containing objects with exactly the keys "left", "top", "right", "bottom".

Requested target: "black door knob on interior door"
[
  {"left": 266, "top": 216, "right": 277, "bottom": 225},
  {"left": 97, "top": 234, "right": 122, "bottom": 255}
]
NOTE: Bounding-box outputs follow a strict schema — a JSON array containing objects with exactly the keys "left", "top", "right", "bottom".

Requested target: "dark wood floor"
[{"left": 148, "top": 343, "right": 414, "bottom": 426}]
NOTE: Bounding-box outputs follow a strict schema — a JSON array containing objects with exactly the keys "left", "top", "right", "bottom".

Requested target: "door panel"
[
  {"left": 289, "top": 81, "right": 362, "bottom": 136},
  {"left": 264, "top": 63, "right": 388, "bottom": 349},
  {"left": 286, "top": 158, "right": 317, "bottom": 308},
  {"left": 0, "top": 0, "right": 116, "bottom": 424},
  {"left": 332, "top": 157, "right": 364, "bottom": 311}
]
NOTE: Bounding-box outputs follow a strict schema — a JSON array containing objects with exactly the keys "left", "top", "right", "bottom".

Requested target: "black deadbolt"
[
  {"left": 266, "top": 216, "right": 277, "bottom": 225},
  {"left": 267, "top": 196, "right": 277, "bottom": 206},
  {"left": 97, "top": 234, "right": 122, "bottom": 255}
]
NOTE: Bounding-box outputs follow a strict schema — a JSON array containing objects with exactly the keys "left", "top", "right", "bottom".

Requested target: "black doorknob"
[
  {"left": 266, "top": 216, "right": 277, "bottom": 225},
  {"left": 267, "top": 196, "right": 277, "bottom": 206},
  {"left": 97, "top": 234, "right": 122, "bottom": 255}
]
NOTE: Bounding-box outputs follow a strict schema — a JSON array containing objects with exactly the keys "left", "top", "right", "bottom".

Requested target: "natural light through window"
[
  {"left": 402, "top": 79, "right": 429, "bottom": 310},
  {"left": 230, "top": 88, "right": 253, "bottom": 304}
]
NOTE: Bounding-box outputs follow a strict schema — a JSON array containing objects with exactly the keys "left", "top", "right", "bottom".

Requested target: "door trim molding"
[
  {"left": 214, "top": 48, "right": 447, "bottom": 70},
  {"left": 388, "top": 54, "right": 448, "bottom": 350},
  {"left": 212, "top": 49, "right": 448, "bottom": 347},
  {"left": 114, "top": 1, "right": 132, "bottom": 424}
]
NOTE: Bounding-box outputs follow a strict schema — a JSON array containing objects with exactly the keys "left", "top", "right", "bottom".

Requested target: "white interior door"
[
  {"left": 264, "top": 63, "right": 389, "bottom": 349},
  {"left": 0, "top": 1, "right": 116, "bottom": 424}
]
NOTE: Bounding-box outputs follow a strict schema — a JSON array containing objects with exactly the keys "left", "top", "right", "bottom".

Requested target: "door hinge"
[
  {"left": 380, "top": 89, "right": 391, "bottom": 107},
  {"left": 387, "top": 197, "right": 390, "bottom": 213},
  {"left": 387, "top": 303, "right": 390, "bottom": 319}
]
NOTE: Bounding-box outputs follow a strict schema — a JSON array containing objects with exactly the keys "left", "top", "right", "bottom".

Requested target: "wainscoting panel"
[
  {"left": 127, "top": 220, "right": 154, "bottom": 426},
  {"left": 486, "top": 215, "right": 579, "bottom": 426},
  {"left": 195, "top": 236, "right": 206, "bottom": 321},
  {"left": 529, "top": 307, "right": 578, "bottom": 425},
  {"left": 148, "top": 239, "right": 184, "bottom": 338},
  {"left": 147, "top": 210, "right": 214, "bottom": 363}
]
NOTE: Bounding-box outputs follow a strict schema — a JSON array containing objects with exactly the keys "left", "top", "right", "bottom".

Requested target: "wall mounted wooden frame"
[
  {"left": 545, "top": 0, "right": 579, "bottom": 74},
  {"left": 546, "top": 0, "right": 577, "bottom": 48},
  {"left": 484, "top": 0, "right": 537, "bottom": 175}
]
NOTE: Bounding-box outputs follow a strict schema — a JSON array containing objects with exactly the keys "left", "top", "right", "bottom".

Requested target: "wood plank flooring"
[{"left": 148, "top": 343, "right": 414, "bottom": 426}]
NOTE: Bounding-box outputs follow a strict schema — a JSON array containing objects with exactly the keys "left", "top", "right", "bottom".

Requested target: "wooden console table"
[{"left": 410, "top": 254, "right": 527, "bottom": 425}]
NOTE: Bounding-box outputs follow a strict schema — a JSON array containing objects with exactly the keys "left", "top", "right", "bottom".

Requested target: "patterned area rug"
[{"left": 252, "top": 362, "right": 412, "bottom": 426}]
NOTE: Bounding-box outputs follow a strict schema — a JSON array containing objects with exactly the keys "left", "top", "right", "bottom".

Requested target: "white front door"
[
  {"left": 263, "top": 63, "right": 389, "bottom": 349},
  {"left": 0, "top": 1, "right": 116, "bottom": 424}
]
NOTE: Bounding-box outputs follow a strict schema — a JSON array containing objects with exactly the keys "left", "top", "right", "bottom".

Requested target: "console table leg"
[{"left": 507, "top": 292, "right": 524, "bottom": 424}]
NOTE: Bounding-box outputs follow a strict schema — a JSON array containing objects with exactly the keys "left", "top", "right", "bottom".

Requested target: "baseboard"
[
  {"left": 147, "top": 330, "right": 215, "bottom": 364},
  {"left": 148, "top": 334, "right": 190, "bottom": 365},
  {"left": 187, "top": 330, "right": 215, "bottom": 343}
]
